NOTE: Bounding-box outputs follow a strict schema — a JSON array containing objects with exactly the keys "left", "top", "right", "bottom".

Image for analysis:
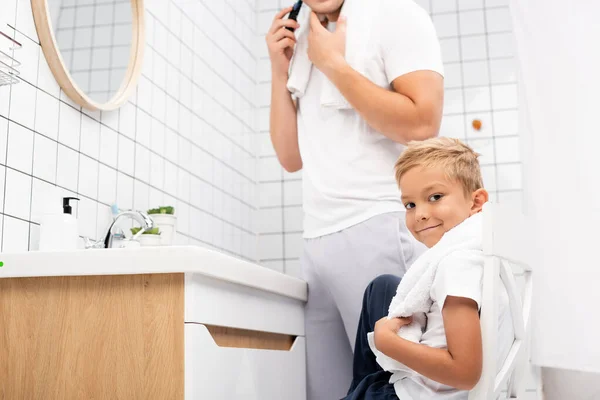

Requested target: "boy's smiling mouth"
[{"left": 417, "top": 224, "right": 442, "bottom": 233}]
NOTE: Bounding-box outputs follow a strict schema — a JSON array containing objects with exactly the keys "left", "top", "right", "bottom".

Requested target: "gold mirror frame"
[{"left": 31, "top": 0, "right": 145, "bottom": 111}]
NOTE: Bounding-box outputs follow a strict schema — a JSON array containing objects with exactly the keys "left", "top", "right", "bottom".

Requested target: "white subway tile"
[
  {"left": 4, "top": 168, "right": 32, "bottom": 220},
  {"left": 443, "top": 88, "right": 464, "bottom": 114},
  {"left": 164, "top": 161, "right": 178, "bottom": 196},
  {"left": 440, "top": 114, "right": 467, "bottom": 139},
  {"left": 460, "top": 35, "right": 488, "bottom": 61},
  {"left": 78, "top": 155, "right": 98, "bottom": 200},
  {"left": 485, "top": 7, "right": 512, "bottom": 33},
  {"left": 459, "top": 0, "right": 485, "bottom": 10},
  {"left": 117, "top": 134, "right": 135, "bottom": 176},
  {"left": 9, "top": 81, "right": 36, "bottom": 130},
  {"left": 7, "top": 122, "right": 33, "bottom": 174},
  {"left": 440, "top": 37, "right": 461, "bottom": 63},
  {"left": 490, "top": 58, "right": 516, "bottom": 84},
  {"left": 495, "top": 136, "right": 520, "bottom": 164},
  {"left": 0, "top": 117, "right": 7, "bottom": 165},
  {"left": 259, "top": 233, "right": 283, "bottom": 259},
  {"left": 284, "top": 232, "right": 302, "bottom": 258},
  {"left": 459, "top": 10, "right": 486, "bottom": 36},
  {"left": 443, "top": 63, "right": 463, "bottom": 89},
  {"left": 433, "top": 13, "right": 459, "bottom": 38},
  {"left": 259, "top": 181, "right": 282, "bottom": 208},
  {"left": 116, "top": 172, "right": 134, "bottom": 211},
  {"left": 2, "top": 215, "right": 29, "bottom": 252},
  {"left": 78, "top": 115, "right": 99, "bottom": 161},
  {"left": 487, "top": 32, "right": 515, "bottom": 58},
  {"left": 56, "top": 144, "right": 79, "bottom": 191},
  {"left": 480, "top": 165, "right": 497, "bottom": 192},
  {"left": 496, "top": 164, "right": 522, "bottom": 191},
  {"left": 463, "top": 60, "right": 490, "bottom": 87},
  {"left": 492, "top": 83, "right": 518, "bottom": 109},
  {"left": 133, "top": 179, "right": 149, "bottom": 213},
  {"left": 58, "top": 102, "right": 81, "bottom": 150},
  {"left": 149, "top": 155, "right": 165, "bottom": 190},
  {"left": 464, "top": 86, "right": 492, "bottom": 112},
  {"left": 98, "top": 164, "right": 117, "bottom": 205},
  {"left": 493, "top": 110, "right": 518, "bottom": 136},
  {"left": 284, "top": 205, "right": 303, "bottom": 232},
  {"left": 99, "top": 125, "right": 118, "bottom": 168},
  {"left": 283, "top": 180, "right": 302, "bottom": 206},
  {"left": 30, "top": 178, "right": 59, "bottom": 223},
  {"left": 258, "top": 207, "right": 282, "bottom": 233}
]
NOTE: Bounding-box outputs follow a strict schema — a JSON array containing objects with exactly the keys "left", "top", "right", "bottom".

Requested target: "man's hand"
[
  {"left": 374, "top": 316, "right": 412, "bottom": 351},
  {"left": 307, "top": 12, "right": 347, "bottom": 75},
  {"left": 266, "top": 6, "right": 300, "bottom": 79}
]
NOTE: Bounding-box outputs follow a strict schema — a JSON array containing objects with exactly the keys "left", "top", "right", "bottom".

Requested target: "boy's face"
[{"left": 400, "top": 166, "right": 488, "bottom": 248}]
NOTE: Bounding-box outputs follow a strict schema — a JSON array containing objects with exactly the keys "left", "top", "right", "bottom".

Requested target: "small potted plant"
[
  {"left": 131, "top": 227, "right": 162, "bottom": 247},
  {"left": 147, "top": 206, "right": 176, "bottom": 246}
]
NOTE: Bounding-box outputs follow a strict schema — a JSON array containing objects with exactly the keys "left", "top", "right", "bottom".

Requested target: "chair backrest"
[{"left": 468, "top": 202, "right": 534, "bottom": 400}]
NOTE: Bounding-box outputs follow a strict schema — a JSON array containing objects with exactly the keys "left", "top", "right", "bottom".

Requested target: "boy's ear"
[{"left": 470, "top": 188, "right": 489, "bottom": 215}]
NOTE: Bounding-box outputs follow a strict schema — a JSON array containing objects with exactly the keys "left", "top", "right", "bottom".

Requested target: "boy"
[{"left": 344, "top": 137, "right": 514, "bottom": 400}]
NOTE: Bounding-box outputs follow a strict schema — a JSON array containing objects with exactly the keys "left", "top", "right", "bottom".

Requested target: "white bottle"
[{"left": 39, "top": 197, "right": 80, "bottom": 251}]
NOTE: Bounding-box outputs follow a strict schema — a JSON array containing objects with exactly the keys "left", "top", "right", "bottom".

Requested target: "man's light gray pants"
[{"left": 302, "top": 212, "right": 424, "bottom": 400}]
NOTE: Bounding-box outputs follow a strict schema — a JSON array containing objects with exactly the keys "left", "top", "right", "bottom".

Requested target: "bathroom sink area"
[
  {"left": 0, "top": 245, "right": 307, "bottom": 301},
  {"left": 0, "top": 246, "right": 308, "bottom": 399}
]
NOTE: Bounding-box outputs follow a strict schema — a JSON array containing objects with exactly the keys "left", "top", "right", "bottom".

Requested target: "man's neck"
[{"left": 324, "top": 1, "right": 344, "bottom": 22}]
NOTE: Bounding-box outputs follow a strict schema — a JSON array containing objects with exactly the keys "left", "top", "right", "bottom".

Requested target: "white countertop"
[{"left": 0, "top": 246, "right": 307, "bottom": 302}]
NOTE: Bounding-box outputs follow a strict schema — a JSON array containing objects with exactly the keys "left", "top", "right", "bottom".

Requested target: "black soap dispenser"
[{"left": 39, "top": 196, "right": 80, "bottom": 251}]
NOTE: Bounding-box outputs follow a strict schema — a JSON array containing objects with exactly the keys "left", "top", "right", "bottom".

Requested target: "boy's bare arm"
[{"left": 375, "top": 296, "right": 483, "bottom": 390}]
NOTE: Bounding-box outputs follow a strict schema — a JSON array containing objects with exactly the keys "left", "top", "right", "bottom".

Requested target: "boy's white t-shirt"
[
  {"left": 393, "top": 255, "right": 515, "bottom": 400},
  {"left": 297, "top": 0, "right": 444, "bottom": 239}
]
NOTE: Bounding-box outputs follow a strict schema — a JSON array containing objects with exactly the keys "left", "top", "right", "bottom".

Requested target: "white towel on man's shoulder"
[
  {"left": 367, "top": 212, "right": 485, "bottom": 376},
  {"left": 286, "top": 0, "right": 381, "bottom": 109}
]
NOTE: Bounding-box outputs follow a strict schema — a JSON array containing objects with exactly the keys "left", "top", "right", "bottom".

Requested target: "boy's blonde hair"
[{"left": 394, "top": 137, "right": 483, "bottom": 194}]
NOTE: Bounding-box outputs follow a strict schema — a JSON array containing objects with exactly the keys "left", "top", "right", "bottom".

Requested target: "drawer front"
[
  {"left": 185, "top": 323, "right": 306, "bottom": 400},
  {"left": 185, "top": 274, "right": 305, "bottom": 336}
]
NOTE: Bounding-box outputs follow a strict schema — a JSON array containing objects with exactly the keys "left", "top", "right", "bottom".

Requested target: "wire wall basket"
[{"left": 0, "top": 27, "right": 22, "bottom": 87}]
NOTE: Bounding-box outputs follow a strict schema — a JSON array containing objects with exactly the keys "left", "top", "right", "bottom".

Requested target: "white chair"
[{"left": 469, "top": 202, "right": 535, "bottom": 400}]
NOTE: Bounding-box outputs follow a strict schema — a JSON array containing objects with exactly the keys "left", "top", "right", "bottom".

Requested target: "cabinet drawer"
[{"left": 185, "top": 323, "right": 306, "bottom": 400}]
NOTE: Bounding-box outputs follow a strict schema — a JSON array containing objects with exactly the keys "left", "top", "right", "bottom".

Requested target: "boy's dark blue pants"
[{"left": 341, "top": 274, "right": 402, "bottom": 400}]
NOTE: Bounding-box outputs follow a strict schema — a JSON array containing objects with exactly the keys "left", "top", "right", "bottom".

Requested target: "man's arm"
[
  {"left": 266, "top": 8, "right": 303, "bottom": 173},
  {"left": 306, "top": 12, "right": 443, "bottom": 144},
  {"left": 325, "top": 65, "right": 443, "bottom": 144},
  {"left": 270, "top": 74, "right": 302, "bottom": 172},
  {"left": 375, "top": 296, "right": 483, "bottom": 390}
]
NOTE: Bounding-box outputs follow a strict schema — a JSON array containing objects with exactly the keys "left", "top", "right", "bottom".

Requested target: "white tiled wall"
[
  {"left": 256, "top": 0, "right": 523, "bottom": 278},
  {"left": 0, "top": 0, "right": 259, "bottom": 261}
]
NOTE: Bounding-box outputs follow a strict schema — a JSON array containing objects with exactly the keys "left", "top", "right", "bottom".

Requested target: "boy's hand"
[
  {"left": 307, "top": 12, "right": 347, "bottom": 75},
  {"left": 374, "top": 316, "right": 412, "bottom": 350}
]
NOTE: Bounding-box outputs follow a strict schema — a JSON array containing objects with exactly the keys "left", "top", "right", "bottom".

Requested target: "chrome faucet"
[{"left": 103, "top": 210, "right": 154, "bottom": 248}]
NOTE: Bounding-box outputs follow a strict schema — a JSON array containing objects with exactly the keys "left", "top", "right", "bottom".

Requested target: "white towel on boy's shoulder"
[
  {"left": 286, "top": 0, "right": 380, "bottom": 109},
  {"left": 367, "top": 212, "right": 485, "bottom": 376}
]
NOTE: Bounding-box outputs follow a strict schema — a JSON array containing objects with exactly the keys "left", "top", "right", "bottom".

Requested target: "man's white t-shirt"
[
  {"left": 393, "top": 253, "right": 515, "bottom": 400},
  {"left": 297, "top": 0, "right": 444, "bottom": 238}
]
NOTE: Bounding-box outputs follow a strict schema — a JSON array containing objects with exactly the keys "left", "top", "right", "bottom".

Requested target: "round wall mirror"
[{"left": 31, "top": 0, "right": 145, "bottom": 111}]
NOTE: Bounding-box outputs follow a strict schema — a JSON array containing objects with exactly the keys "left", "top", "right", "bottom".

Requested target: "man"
[{"left": 265, "top": 0, "right": 444, "bottom": 398}]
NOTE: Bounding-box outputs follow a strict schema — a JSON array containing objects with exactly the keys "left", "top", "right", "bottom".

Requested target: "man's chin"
[{"left": 307, "top": 0, "right": 344, "bottom": 15}]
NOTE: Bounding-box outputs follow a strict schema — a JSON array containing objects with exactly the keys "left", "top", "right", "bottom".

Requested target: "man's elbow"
[
  {"left": 411, "top": 121, "right": 439, "bottom": 141},
  {"left": 279, "top": 157, "right": 303, "bottom": 173}
]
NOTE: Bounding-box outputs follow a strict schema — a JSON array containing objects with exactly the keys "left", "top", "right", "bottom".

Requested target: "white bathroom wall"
[
  {"left": 256, "top": 0, "right": 522, "bottom": 278},
  {"left": 0, "top": 0, "right": 259, "bottom": 261}
]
